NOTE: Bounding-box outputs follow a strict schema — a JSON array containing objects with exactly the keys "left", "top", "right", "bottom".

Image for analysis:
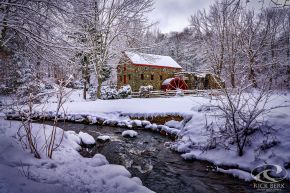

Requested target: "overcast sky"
[{"left": 147, "top": 0, "right": 274, "bottom": 33}]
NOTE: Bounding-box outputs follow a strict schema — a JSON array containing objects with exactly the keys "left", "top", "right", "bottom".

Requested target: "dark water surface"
[{"left": 50, "top": 122, "right": 290, "bottom": 193}]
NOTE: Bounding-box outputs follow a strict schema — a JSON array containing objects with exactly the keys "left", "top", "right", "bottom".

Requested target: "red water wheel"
[{"left": 161, "top": 77, "right": 188, "bottom": 90}]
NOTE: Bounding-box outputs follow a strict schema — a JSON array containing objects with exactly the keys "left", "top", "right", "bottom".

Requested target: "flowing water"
[{"left": 51, "top": 122, "right": 290, "bottom": 193}]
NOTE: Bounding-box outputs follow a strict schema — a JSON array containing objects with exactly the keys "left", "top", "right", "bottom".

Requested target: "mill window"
[
  {"left": 124, "top": 75, "right": 127, "bottom": 84},
  {"left": 151, "top": 74, "right": 154, "bottom": 80},
  {"left": 141, "top": 74, "right": 144, "bottom": 80},
  {"left": 160, "top": 75, "right": 163, "bottom": 80}
]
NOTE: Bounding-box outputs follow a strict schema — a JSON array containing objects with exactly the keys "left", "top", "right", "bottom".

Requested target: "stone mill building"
[{"left": 117, "top": 51, "right": 182, "bottom": 91}]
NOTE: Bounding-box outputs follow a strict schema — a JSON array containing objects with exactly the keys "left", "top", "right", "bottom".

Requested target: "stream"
[{"left": 50, "top": 121, "right": 290, "bottom": 193}]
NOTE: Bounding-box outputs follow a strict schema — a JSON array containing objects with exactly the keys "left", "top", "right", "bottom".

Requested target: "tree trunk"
[
  {"left": 287, "top": 13, "right": 290, "bottom": 60},
  {"left": 97, "top": 76, "right": 102, "bottom": 99},
  {"left": 0, "top": 1, "right": 10, "bottom": 49},
  {"left": 83, "top": 80, "right": 87, "bottom": 100},
  {"left": 249, "top": 66, "right": 257, "bottom": 88},
  {"left": 249, "top": 52, "right": 257, "bottom": 88},
  {"left": 238, "top": 146, "right": 244, "bottom": 156},
  {"left": 83, "top": 62, "right": 89, "bottom": 100},
  {"left": 230, "top": 70, "right": 235, "bottom": 88}
]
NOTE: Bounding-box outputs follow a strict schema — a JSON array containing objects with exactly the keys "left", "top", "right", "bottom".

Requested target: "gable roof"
[{"left": 124, "top": 51, "right": 182, "bottom": 69}]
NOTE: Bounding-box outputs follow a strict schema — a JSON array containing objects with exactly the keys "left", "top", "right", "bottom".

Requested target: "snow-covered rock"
[
  {"left": 65, "top": 131, "right": 82, "bottom": 150},
  {"left": 78, "top": 131, "right": 96, "bottom": 145},
  {"left": 122, "top": 130, "right": 138, "bottom": 138},
  {"left": 141, "top": 120, "right": 151, "bottom": 126},
  {"left": 131, "top": 119, "right": 142, "bottom": 127},
  {"left": 97, "top": 135, "right": 111, "bottom": 142}
]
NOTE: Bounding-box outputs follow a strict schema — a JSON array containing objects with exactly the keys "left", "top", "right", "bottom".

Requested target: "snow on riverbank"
[
  {"left": 0, "top": 118, "right": 153, "bottom": 193},
  {"left": 2, "top": 89, "right": 290, "bottom": 181},
  {"left": 172, "top": 92, "right": 290, "bottom": 180}
]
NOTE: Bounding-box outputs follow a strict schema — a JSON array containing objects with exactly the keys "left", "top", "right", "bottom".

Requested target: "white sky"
[{"left": 147, "top": 0, "right": 275, "bottom": 33}]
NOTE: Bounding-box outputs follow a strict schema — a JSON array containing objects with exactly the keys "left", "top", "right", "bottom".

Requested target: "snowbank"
[
  {"left": 217, "top": 168, "right": 252, "bottom": 181},
  {"left": 0, "top": 119, "right": 153, "bottom": 193},
  {"left": 172, "top": 92, "right": 290, "bottom": 181}
]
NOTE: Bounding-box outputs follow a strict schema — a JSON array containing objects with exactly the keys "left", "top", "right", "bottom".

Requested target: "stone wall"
[{"left": 177, "top": 72, "right": 224, "bottom": 90}]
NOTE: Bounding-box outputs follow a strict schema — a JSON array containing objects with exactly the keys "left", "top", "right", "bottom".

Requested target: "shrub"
[
  {"left": 89, "top": 87, "right": 97, "bottom": 101},
  {"left": 101, "top": 85, "right": 119, "bottom": 100},
  {"left": 118, "top": 85, "right": 132, "bottom": 99}
]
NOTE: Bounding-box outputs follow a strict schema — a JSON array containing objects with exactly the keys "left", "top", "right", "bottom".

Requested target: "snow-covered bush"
[
  {"left": 44, "top": 83, "right": 54, "bottom": 90},
  {"left": 89, "top": 87, "right": 97, "bottom": 101},
  {"left": 0, "top": 52, "right": 44, "bottom": 97},
  {"left": 100, "top": 85, "right": 132, "bottom": 100},
  {"left": 118, "top": 85, "right": 132, "bottom": 99},
  {"left": 211, "top": 85, "right": 284, "bottom": 156},
  {"left": 17, "top": 81, "right": 44, "bottom": 99},
  {"left": 0, "top": 52, "right": 21, "bottom": 94},
  {"left": 139, "top": 85, "right": 153, "bottom": 98},
  {"left": 101, "top": 85, "right": 119, "bottom": 100},
  {"left": 0, "top": 84, "right": 13, "bottom": 95},
  {"left": 65, "top": 80, "right": 84, "bottom": 89},
  {"left": 12, "top": 55, "right": 45, "bottom": 103}
]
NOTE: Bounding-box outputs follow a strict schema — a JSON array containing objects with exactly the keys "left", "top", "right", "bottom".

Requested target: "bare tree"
[
  {"left": 46, "top": 78, "right": 72, "bottom": 158},
  {"left": 15, "top": 77, "right": 72, "bottom": 159},
  {"left": 211, "top": 76, "right": 286, "bottom": 156},
  {"left": 187, "top": 0, "right": 290, "bottom": 156},
  {"left": 18, "top": 93, "right": 41, "bottom": 158},
  {"left": 0, "top": 0, "right": 77, "bottom": 96},
  {"left": 70, "top": 0, "right": 153, "bottom": 99},
  {"left": 190, "top": 0, "right": 243, "bottom": 82}
]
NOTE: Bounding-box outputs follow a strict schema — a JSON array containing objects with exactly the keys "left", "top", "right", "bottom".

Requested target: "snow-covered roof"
[{"left": 124, "top": 51, "right": 182, "bottom": 69}]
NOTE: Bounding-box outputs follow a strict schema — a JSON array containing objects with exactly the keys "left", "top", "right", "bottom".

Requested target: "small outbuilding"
[{"left": 175, "top": 71, "right": 224, "bottom": 90}]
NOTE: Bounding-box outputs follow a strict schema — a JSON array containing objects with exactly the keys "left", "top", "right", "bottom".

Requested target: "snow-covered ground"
[
  {"left": 0, "top": 118, "right": 153, "bottom": 193},
  {"left": 1, "top": 89, "right": 290, "bottom": 182},
  {"left": 43, "top": 89, "right": 196, "bottom": 116},
  {"left": 172, "top": 92, "right": 290, "bottom": 180}
]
